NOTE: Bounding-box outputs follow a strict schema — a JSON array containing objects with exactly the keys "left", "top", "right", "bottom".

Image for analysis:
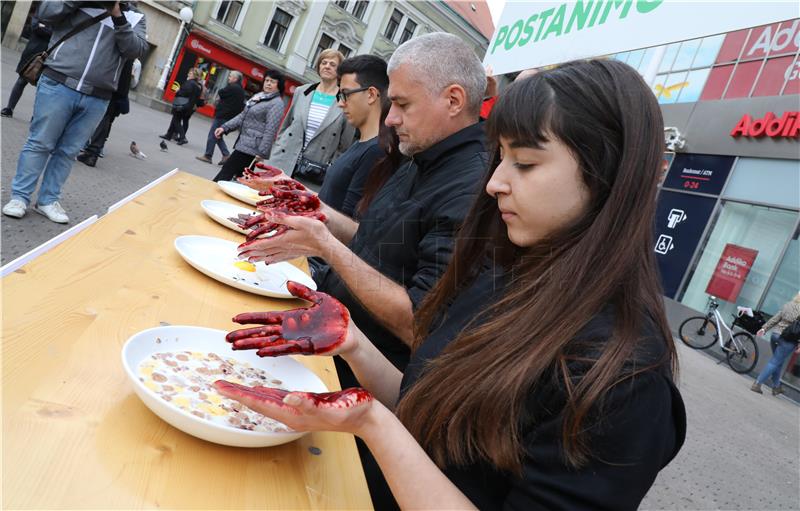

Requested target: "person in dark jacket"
[
  {"left": 76, "top": 59, "right": 134, "bottom": 167},
  {"left": 212, "top": 70, "right": 285, "bottom": 182},
  {"left": 196, "top": 70, "right": 245, "bottom": 165},
  {"left": 1, "top": 11, "right": 52, "bottom": 118},
  {"left": 215, "top": 57, "right": 686, "bottom": 511},
  {"left": 2, "top": 1, "right": 148, "bottom": 224},
  {"left": 159, "top": 67, "right": 203, "bottom": 145}
]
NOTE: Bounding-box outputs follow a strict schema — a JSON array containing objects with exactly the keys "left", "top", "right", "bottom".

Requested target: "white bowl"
[
  {"left": 174, "top": 235, "right": 316, "bottom": 298},
  {"left": 200, "top": 199, "right": 255, "bottom": 235},
  {"left": 217, "top": 180, "right": 265, "bottom": 206},
  {"left": 121, "top": 325, "right": 328, "bottom": 447}
]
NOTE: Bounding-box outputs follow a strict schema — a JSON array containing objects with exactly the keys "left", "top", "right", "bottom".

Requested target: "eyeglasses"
[{"left": 336, "top": 86, "right": 371, "bottom": 103}]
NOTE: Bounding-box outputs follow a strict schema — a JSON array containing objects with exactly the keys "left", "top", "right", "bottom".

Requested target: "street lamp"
[{"left": 157, "top": 6, "right": 194, "bottom": 91}]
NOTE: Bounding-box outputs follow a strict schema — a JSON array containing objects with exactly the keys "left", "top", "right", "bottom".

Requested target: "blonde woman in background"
[
  {"left": 264, "top": 49, "right": 356, "bottom": 190},
  {"left": 752, "top": 292, "right": 800, "bottom": 396}
]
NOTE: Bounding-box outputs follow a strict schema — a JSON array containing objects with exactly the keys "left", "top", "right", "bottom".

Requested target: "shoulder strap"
[{"left": 45, "top": 11, "right": 110, "bottom": 54}]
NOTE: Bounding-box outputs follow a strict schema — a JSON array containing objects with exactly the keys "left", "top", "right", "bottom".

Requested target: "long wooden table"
[{"left": 2, "top": 171, "right": 373, "bottom": 509}]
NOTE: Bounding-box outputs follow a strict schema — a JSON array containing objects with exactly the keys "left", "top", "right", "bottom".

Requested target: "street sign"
[
  {"left": 661, "top": 153, "right": 735, "bottom": 196},
  {"left": 483, "top": 1, "right": 799, "bottom": 75}
]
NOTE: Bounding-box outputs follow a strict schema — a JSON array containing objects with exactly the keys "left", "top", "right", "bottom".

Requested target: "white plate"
[
  {"left": 217, "top": 180, "right": 265, "bottom": 206},
  {"left": 174, "top": 235, "right": 316, "bottom": 298},
  {"left": 201, "top": 199, "right": 256, "bottom": 235},
  {"left": 122, "top": 325, "right": 328, "bottom": 447}
]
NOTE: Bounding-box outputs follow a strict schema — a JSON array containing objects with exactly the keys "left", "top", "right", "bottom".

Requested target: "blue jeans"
[
  {"left": 756, "top": 332, "right": 797, "bottom": 387},
  {"left": 11, "top": 75, "right": 109, "bottom": 206},
  {"left": 204, "top": 117, "right": 230, "bottom": 159}
]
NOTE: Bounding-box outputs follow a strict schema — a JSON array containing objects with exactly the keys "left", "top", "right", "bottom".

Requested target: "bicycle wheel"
[
  {"left": 679, "top": 316, "right": 718, "bottom": 349},
  {"left": 725, "top": 332, "right": 759, "bottom": 374}
]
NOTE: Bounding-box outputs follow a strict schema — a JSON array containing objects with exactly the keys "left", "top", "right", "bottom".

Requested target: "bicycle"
[{"left": 678, "top": 296, "right": 759, "bottom": 374}]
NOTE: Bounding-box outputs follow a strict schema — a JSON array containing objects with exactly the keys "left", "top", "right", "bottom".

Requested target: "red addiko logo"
[{"left": 730, "top": 111, "right": 800, "bottom": 138}]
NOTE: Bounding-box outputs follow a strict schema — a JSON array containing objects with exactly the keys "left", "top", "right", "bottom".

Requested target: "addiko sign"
[
  {"left": 731, "top": 111, "right": 800, "bottom": 139},
  {"left": 484, "top": 1, "right": 800, "bottom": 75}
]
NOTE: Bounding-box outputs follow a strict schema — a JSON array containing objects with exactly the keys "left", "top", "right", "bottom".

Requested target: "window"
[
  {"left": 385, "top": 9, "right": 402, "bottom": 40},
  {"left": 313, "top": 33, "right": 335, "bottom": 66},
  {"left": 352, "top": 0, "right": 369, "bottom": 20},
  {"left": 339, "top": 45, "right": 352, "bottom": 58},
  {"left": 335, "top": 0, "right": 348, "bottom": 9},
  {"left": 399, "top": 19, "right": 416, "bottom": 44},
  {"left": 216, "top": 0, "right": 244, "bottom": 28},
  {"left": 679, "top": 202, "right": 798, "bottom": 319},
  {"left": 761, "top": 227, "right": 799, "bottom": 316},
  {"left": 264, "top": 8, "right": 292, "bottom": 51}
]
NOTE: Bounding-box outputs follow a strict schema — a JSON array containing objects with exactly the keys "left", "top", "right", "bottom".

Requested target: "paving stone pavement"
[
  {"left": 1, "top": 46, "right": 222, "bottom": 265},
  {"left": 2, "top": 47, "right": 799, "bottom": 510}
]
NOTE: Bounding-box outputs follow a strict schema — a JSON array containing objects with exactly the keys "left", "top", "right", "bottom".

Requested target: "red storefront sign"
[
  {"left": 705, "top": 244, "right": 759, "bottom": 302},
  {"left": 165, "top": 33, "right": 301, "bottom": 117},
  {"left": 730, "top": 111, "right": 800, "bottom": 138}
]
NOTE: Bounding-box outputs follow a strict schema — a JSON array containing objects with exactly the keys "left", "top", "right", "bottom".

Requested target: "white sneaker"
[
  {"left": 2, "top": 199, "right": 27, "bottom": 218},
  {"left": 33, "top": 201, "right": 69, "bottom": 223}
]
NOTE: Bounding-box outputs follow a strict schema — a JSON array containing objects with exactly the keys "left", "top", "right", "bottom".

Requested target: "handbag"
[
  {"left": 293, "top": 154, "right": 329, "bottom": 185},
  {"left": 171, "top": 96, "right": 192, "bottom": 114},
  {"left": 780, "top": 318, "right": 800, "bottom": 343},
  {"left": 21, "top": 11, "right": 110, "bottom": 86}
]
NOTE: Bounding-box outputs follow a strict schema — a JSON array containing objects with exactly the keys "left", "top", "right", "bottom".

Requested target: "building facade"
[
  {"left": 150, "top": 0, "right": 491, "bottom": 117},
  {"left": 612, "top": 20, "right": 800, "bottom": 389}
]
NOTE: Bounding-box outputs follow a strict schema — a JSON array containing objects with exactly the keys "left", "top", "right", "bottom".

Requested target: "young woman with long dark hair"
[{"left": 215, "top": 59, "right": 686, "bottom": 510}]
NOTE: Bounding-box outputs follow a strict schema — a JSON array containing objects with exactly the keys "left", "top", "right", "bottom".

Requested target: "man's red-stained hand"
[{"left": 237, "top": 213, "right": 331, "bottom": 263}]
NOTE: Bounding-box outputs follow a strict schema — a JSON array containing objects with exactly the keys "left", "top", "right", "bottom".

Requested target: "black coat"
[
  {"left": 214, "top": 81, "right": 245, "bottom": 121},
  {"left": 173, "top": 78, "right": 203, "bottom": 114},
  {"left": 16, "top": 15, "right": 52, "bottom": 75}
]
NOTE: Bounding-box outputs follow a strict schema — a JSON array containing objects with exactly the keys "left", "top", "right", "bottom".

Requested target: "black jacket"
[
  {"left": 214, "top": 81, "right": 245, "bottom": 121},
  {"left": 315, "top": 122, "right": 489, "bottom": 387},
  {"left": 400, "top": 270, "right": 687, "bottom": 510},
  {"left": 16, "top": 15, "right": 52, "bottom": 75},
  {"left": 173, "top": 78, "right": 203, "bottom": 114}
]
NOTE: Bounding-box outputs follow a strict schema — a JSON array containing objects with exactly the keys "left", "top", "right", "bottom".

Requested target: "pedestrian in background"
[
  {"left": 1, "top": 9, "right": 51, "bottom": 118},
  {"left": 752, "top": 292, "right": 800, "bottom": 396},
  {"left": 196, "top": 70, "right": 245, "bottom": 165},
  {"left": 265, "top": 48, "right": 355, "bottom": 190},
  {"left": 2, "top": 1, "right": 148, "bottom": 224},
  {"left": 212, "top": 70, "right": 285, "bottom": 182},
  {"left": 76, "top": 59, "right": 135, "bottom": 167},
  {"left": 159, "top": 67, "right": 203, "bottom": 145}
]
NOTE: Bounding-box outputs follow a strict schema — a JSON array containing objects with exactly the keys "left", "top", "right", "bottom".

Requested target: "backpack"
[{"left": 781, "top": 318, "right": 800, "bottom": 343}]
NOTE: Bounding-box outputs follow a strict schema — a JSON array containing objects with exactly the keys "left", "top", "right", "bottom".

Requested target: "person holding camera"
[
  {"left": 3, "top": 1, "right": 147, "bottom": 224},
  {"left": 159, "top": 68, "right": 203, "bottom": 146},
  {"left": 211, "top": 70, "right": 285, "bottom": 182},
  {"left": 751, "top": 292, "right": 800, "bottom": 396}
]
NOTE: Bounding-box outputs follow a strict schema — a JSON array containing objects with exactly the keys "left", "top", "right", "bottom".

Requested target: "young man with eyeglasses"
[{"left": 316, "top": 55, "right": 388, "bottom": 218}]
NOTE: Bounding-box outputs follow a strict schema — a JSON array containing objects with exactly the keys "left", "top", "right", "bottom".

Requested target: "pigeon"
[
  {"left": 160, "top": 140, "right": 168, "bottom": 152},
  {"left": 129, "top": 141, "right": 147, "bottom": 160}
]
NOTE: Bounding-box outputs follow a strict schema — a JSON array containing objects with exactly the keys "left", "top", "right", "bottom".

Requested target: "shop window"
[
  {"left": 654, "top": 71, "right": 688, "bottom": 104},
  {"left": 625, "top": 49, "right": 645, "bottom": 70},
  {"left": 724, "top": 158, "right": 800, "bottom": 210},
  {"left": 385, "top": 9, "right": 403, "bottom": 41},
  {"left": 679, "top": 202, "right": 798, "bottom": 320},
  {"left": 761, "top": 227, "right": 800, "bottom": 316},
  {"left": 216, "top": 0, "right": 244, "bottom": 29},
  {"left": 693, "top": 34, "right": 725, "bottom": 68},
  {"left": 637, "top": 47, "right": 659, "bottom": 74},
  {"left": 673, "top": 39, "right": 701, "bottom": 71},
  {"left": 724, "top": 60, "right": 762, "bottom": 98},
  {"left": 264, "top": 8, "right": 292, "bottom": 52},
  {"left": 676, "top": 68, "right": 711, "bottom": 103},
  {"left": 751, "top": 55, "right": 795, "bottom": 97},
  {"left": 699, "top": 64, "right": 734, "bottom": 100},
  {"left": 353, "top": 0, "right": 369, "bottom": 21},
  {"left": 313, "top": 33, "right": 335, "bottom": 66},
  {"left": 716, "top": 29, "right": 749, "bottom": 64},
  {"left": 399, "top": 19, "right": 417, "bottom": 44},
  {"left": 657, "top": 43, "right": 680, "bottom": 73},
  {"left": 339, "top": 44, "right": 352, "bottom": 58}
]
